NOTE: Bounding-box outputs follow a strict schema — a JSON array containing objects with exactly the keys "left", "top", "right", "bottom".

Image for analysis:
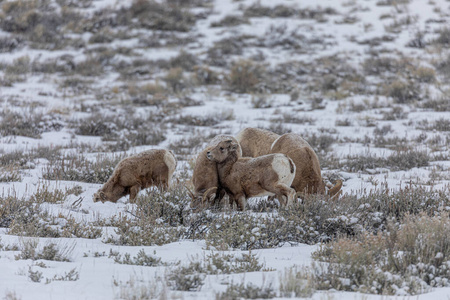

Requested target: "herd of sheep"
[{"left": 93, "top": 128, "right": 343, "bottom": 210}]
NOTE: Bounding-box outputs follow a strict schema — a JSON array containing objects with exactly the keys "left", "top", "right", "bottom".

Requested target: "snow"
[{"left": 0, "top": 0, "right": 449, "bottom": 299}]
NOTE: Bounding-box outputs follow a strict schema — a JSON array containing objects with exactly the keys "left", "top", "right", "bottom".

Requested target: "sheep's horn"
[
  {"left": 328, "top": 180, "right": 343, "bottom": 200},
  {"left": 183, "top": 185, "right": 196, "bottom": 201},
  {"left": 202, "top": 187, "right": 218, "bottom": 203}
]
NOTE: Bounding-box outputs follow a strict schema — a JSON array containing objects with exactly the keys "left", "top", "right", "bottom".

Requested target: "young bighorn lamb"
[
  {"left": 235, "top": 127, "right": 280, "bottom": 157},
  {"left": 207, "top": 140, "right": 296, "bottom": 211},
  {"left": 191, "top": 135, "right": 242, "bottom": 209},
  {"left": 270, "top": 133, "right": 342, "bottom": 198},
  {"left": 93, "top": 149, "right": 177, "bottom": 203}
]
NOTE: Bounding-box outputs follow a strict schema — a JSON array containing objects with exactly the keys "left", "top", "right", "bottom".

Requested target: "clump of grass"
[
  {"left": 15, "top": 240, "right": 73, "bottom": 262},
  {"left": 244, "top": 3, "right": 336, "bottom": 20},
  {"left": 43, "top": 153, "right": 123, "bottom": 183},
  {"left": 216, "top": 282, "right": 276, "bottom": 299},
  {"left": 113, "top": 249, "right": 164, "bottom": 267},
  {"left": 419, "top": 97, "right": 450, "bottom": 112},
  {"left": 105, "top": 184, "right": 190, "bottom": 246},
  {"left": 416, "top": 118, "right": 450, "bottom": 132},
  {"left": 431, "top": 26, "right": 450, "bottom": 46},
  {"left": 193, "top": 65, "right": 220, "bottom": 85},
  {"left": 211, "top": 14, "right": 249, "bottom": 27},
  {"left": 0, "top": 110, "right": 63, "bottom": 138},
  {"left": 313, "top": 213, "right": 450, "bottom": 295},
  {"left": 207, "top": 36, "right": 245, "bottom": 67},
  {"left": 70, "top": 113, "right": 166, "bottom": 151},
  {"left": 119, "top": 0, "right": 198, "bottom": 32},
  {"left": 169, "top": 50, "right": 198, "bottom": 71},
  {"left": 166, "top": 263, "right": 205, "bottom": 291},
  {"left": 384, "top": 80, "right": 421, "bottom": 103},
  {"left": 227, "top": 59, "right": 267, "bottom": 93},
  {"left": 167, "top": 110, "right": 234, "bottom": 127},
  {"left": 279, "top": 266, "right": 316, "bottom": 298},
  {"left": 341, "top": 149, "right": 429, "bottom": 172}
]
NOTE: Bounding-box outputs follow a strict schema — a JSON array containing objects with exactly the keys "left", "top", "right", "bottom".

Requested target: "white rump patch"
[
  {"left": 271, "top": 154, "right": 295, "bottom": 186},
  {"left": 164, "top": 151, "right": 177, "bottom": 185}
]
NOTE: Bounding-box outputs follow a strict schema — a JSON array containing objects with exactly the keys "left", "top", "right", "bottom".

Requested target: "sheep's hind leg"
[{"left": 270, "top": 184, "right": 296, "bottom": 208}]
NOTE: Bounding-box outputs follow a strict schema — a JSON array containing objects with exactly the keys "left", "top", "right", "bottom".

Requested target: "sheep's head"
[
  {"left": 93, "top": 191, "right": 108, "bottom": 203},
  {"left": 206, "top": 140, "right": 239, "bottom": 163}
]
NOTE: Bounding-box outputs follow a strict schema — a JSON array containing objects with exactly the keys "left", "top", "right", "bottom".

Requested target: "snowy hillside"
[{"left": 0, "top": 0, "right": 449, "bottom": 299}]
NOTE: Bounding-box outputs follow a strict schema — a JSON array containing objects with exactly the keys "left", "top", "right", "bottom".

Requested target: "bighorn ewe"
[
  {"left": 235, "top": 127, "right": 280, "bottom": 157},
  {"left": 93, "top": 149, "right": 177, "bottom": 203},
  {"left": 191, "top": 135, "right": 242, "bottom": 209},
  {"left": 207, "top": 139, "right": 296, "bottom": 211},
  {"left": 270, "top": 133, "right": 342, "bottom": 198}
]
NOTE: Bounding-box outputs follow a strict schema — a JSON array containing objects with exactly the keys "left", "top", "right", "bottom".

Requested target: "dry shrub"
[
  {"left": 313, "top": 213, "right": 450, "bottom": 295},
  {"left": 227, "top": 59, "right": 266, "bottom": 93}
]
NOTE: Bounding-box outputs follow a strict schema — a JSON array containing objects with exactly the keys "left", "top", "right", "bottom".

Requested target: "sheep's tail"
[
  {"left": 327, "top": 180, "right": 343, "bottom": 200},
  {"left": 288, "top": 157, "right": 295, "bottom": 174}
]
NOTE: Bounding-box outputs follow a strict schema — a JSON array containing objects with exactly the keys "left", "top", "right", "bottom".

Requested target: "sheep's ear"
[{"left": 230, "top": 143, "right": 238, "bottom": 151}]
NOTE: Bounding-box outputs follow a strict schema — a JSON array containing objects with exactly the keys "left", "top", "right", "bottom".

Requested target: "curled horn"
[
  {"left": 327, "top": 180, "right": 343, "bottom": 200},
  {"left": 202, "top": 187, "right": 218, "bottom": 204},
  {"left": 184, "top": 185, "right": 196, "bottom": 201}
]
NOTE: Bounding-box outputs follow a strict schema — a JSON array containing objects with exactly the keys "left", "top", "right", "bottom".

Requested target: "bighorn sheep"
[
  {"left": 191, "top": 135, "right": 242, "bottom": 209},
  {"left": 235, "top": 127, "right": 280, "bottom": 157},
  {"left": 93, "top": 149, "right": 177, "bottom": 203},
  {"left": 270, "top": 133, "right": 342, "bottom": 198},
  {"left": 207, "top": 139, "right": 296, "bottom": 211}
]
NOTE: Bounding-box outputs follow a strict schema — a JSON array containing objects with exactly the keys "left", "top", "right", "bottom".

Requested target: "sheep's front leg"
[
  {"left": 235, "top": 193, "right": 247, "bottom": 211},
  {"left": 129, "top": 184, "right": 142, "bottom": 202}
]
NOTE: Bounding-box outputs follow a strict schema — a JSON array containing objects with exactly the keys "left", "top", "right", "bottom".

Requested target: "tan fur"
[
  {"left": 191, "top": 135, "right": 242, "bottom": 209},
  {"left": 270, "top": 133, "right": 342, "bottom": 198},
  {"left": 93, "top": 149, "right": 177, "bottom": 203},
  {"left": 235, "top": 127, "right": 280, "bottom": 157},
  {"left": 207, "top": 140, "right": 296, "bottom": 211}
]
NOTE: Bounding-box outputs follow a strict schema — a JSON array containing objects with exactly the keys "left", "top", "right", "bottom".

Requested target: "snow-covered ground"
[{"left": 0, "top": 0, "right": 449, "bottom": 299}]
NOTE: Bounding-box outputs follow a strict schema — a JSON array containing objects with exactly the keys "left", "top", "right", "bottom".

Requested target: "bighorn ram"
[
  {"left": 270, "top": 133, "right": 342, "bottom": 198},
  {"left": 191, "top": 135, "right": 242, "bottom": 209},
  {"left": 207, "top": 139, "right": 296, "bottom": 211},
  {"left": 235, "top": 127, "right": 280, "bottom": 157},
  {"left": 93, "top": 149, "right": 177, "bottom": 203}
]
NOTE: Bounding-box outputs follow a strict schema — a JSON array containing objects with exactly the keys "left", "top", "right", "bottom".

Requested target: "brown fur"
[
  {"left": 270, "top": 133, "right": 342, "bottom": 198},
  {"left": 235, "top": 127, "right": 280, "bottom": 157},
  {"left": 191, "top": 135, "right": 242, "bottom": 209},
  {"left": 207, "top": 140, "right": 296, "bottom": 211},
  {"left": 93, "top": 149, "right": 177, "bottom": 203}
]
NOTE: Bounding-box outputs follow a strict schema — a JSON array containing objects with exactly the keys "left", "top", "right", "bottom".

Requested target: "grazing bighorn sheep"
[
  {"left": 207, "top": 139, "right": 296, "bottom": 211},
  {"left": 270, "top": 133, "right": 342, "bottom": 198},
  {"left": 93, "top": 149, "right": 177, "bottom": 203},
  {"left": 191, "top": 135, "right": 242, "bottom": 209},
  {"left": 235, "top": 127, "right": 280, "bottom": 157}
]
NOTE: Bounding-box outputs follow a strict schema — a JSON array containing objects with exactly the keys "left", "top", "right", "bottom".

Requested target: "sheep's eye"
[{"left": 219, "top": 147, "right": 224, "bottom": 151}]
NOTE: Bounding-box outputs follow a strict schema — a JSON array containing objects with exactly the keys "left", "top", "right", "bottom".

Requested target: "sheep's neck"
[{"left": 217, "top": 151, "right": 238, "bottom": 183}]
